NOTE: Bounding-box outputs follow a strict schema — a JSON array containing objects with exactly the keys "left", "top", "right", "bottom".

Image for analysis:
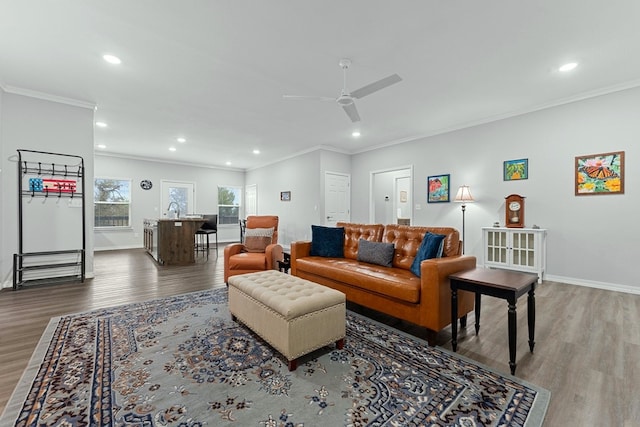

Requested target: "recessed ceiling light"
[
  {"left": 352, "top": 130, "right": 361, "bottom": 137},
  {"left": 253, "top": 149, "right": 260, "bottom": 154},
  {"left": 559, "top": 62, "right": 578, "bottom": 72},
  {"left": 103, "top": 54, "right": 122, "bottom": 65},
  {"left": 97, "top": 144, "right": 106, "bottom": 149},
  {"left": 169, "top": 147, "right": 177, "bottom": 152},
  {"left": 225, "top": 161, "right": 232, "bottom": 166},
  {"left": 95, "top": 122, "right": 107, "bottom": 128},
  {"left": 177, "top": 137, "right": 186, "bottom": 143}
]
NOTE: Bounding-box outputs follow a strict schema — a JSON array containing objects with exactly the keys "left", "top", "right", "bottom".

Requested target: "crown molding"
[
  {"left": 352, "top": 78, "right": 640, "bottom": 155},
  {"left": 3, "top": 85, "right": 96, "bottom": 110},
  {"left": 94, "top": 151, "right": 244, "bottom": 172}
]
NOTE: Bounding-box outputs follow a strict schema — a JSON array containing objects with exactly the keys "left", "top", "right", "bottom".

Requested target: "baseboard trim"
[
  {"left": 1, "top": 271, "right": 95, "bottom": 290},
  {"left": 545, "top": 274, "right": 640, "bottom": 295}
]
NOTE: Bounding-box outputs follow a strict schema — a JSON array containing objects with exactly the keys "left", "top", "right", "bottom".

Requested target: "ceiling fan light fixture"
[
  {"left": 352, "top": 130, "right": 361, "bottom": 138},
  {"left": 337, "top": 95, "right": 353, "bottom": 106}
]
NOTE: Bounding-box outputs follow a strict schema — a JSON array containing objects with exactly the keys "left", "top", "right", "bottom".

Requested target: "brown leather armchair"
[{"left": 224, "top": 215, "right": 283, "bottom": 283}]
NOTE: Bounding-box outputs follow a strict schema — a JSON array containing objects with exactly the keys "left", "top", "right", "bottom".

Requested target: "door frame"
[
  {"left": 369, "top": 165, "right": 413, "bottom": 224},
  {"left": 160, "top": 180, "right": 196, "bottom": 217}
]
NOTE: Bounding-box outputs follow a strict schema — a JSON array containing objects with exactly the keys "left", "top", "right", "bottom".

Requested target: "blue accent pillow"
[
  {"left": 357, "top": 239, "right": 395, "bottom": 267},
  {"left": 410, "top": 232, "right": 446, "bottom": 277},
  {"left": 310, "top": 225, "right": 344, "bottom": 257}
]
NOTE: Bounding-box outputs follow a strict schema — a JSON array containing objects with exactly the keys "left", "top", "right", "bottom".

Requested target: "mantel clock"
[{"left": 505, "top": 194, "right": 525, "bottom": 228}]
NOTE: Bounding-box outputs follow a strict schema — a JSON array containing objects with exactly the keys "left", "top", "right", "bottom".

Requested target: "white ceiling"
[{"left": 2, "top": 1, "right": 639, "bottom": 170}]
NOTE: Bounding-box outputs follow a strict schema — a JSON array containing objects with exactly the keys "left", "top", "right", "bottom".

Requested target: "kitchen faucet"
[{"left": 167, "top": 202, "right": 180, "bottom": 218}]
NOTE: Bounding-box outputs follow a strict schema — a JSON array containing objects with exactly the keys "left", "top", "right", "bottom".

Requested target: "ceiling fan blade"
[
  {"left": 342, "top": 103, "right": 361, "bottom": 122},
  {"left": 283, "top": 95, "right": 335, "bottom": 102},
  {"left": 351, "top": 74, "right": 402, "bottom": 99}
]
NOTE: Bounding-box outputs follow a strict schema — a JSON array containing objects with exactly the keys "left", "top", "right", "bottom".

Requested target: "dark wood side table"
[{"left": 449, "top": 268, "right": 538, "bottom": 375}]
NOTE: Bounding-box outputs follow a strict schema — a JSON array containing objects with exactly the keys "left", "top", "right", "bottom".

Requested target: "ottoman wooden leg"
[
  {"left": 336, "top": 338, "right": 345, "bottom": 349},
  {"left": 288, "top": 359, "right": 298, "bottom": 371}
]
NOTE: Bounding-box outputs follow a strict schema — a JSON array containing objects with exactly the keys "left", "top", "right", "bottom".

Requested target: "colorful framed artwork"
[
  {"left": 280, "top": 191, "right": 291, "bottom": 201},
  {"left": 575, "top": 151, "right": 624, "bottom": 196},
  {"left": 504, "top": 158, "right": 528, "bottom": 181},
  {"left": 427, "top": 174, "right": 450, "bottom": 203}
]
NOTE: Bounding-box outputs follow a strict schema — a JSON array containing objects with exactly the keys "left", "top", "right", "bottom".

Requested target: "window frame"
[
  {"left": 217, "top": 185, "right": 242, "bottom": 226},
  {"left": 94, "top": 177, "right": 132, "bottom": 229}
]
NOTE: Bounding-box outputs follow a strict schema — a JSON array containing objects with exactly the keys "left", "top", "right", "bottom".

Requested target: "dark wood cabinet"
[{"left": 156, "top": 219, "right": 205, "bottom": 265}]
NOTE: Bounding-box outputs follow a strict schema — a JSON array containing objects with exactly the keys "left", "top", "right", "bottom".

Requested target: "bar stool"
[{"left": 196, "top": 214, "right": 218, "bottom": 256}]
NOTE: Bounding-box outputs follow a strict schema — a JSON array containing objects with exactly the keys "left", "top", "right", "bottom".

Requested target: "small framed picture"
[
  {"left": 427, "top": 174, "right": 450, "bottom": 203},
  {"left": 280, "top": 191, "right": 291, "bottom": 201},
  {"left": 504, "top": 158, "right": 528, "bottom": 181}
]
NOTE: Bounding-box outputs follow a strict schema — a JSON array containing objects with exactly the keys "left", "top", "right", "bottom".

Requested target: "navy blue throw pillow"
[
  {"left": 310, "top": 225, "right": 345, "bottom": 257},
  {"left": 410, "top": 232, "right": 446, "bottom": 277}
]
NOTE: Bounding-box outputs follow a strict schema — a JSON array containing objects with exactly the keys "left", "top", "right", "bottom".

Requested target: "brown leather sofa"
[{"left": 290, "top": 222, "right": 476, "bottom": 345}]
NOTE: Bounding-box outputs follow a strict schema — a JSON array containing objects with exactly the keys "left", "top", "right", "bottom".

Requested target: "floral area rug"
[{"left": 1, "top": 288, "right": 549, "bottom": 426}]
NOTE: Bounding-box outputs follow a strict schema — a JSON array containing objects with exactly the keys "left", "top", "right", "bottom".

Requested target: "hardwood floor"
[{"left": 1, "top": 247, "right": 638, "bottom": 425}]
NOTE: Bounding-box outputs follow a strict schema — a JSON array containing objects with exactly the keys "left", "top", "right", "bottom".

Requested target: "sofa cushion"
[
  {"left": 310, "top": 225, "right": 344, "bottom": 257},
  {"left": 337, "top": 222, "right": 385, "bottom": 260},
  {"left": 357, "top": 239, "right": 394, "bottom": 267},
  {"left": 296, "top": 257, "right": 420, "bottom": 303},
  {"left": 383, "top": 225, "right": 461, "bottom": 269},
  {"left": 410, "top": 232, "right": 446, "bottom": 277},
  {"left": 243, "top": 227, "right": 274, "bottom": 253}
]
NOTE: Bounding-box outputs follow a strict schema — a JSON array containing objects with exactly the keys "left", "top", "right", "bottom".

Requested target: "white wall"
[
  {"left": 94, "top": 154, "right": 245, "bottom": 250},
  {"left": 1, "top": 91, "right": 95, "bottom": 287},
  {"left": 351, "top": 86, "right": 640, "bottom": 293},
  {"left": 245, "top": 149, "right": 351, "bottom": 248}
]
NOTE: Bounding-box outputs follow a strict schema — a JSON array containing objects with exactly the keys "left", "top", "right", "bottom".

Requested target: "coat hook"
[
  {"left": 52, "top": 163, "right": 55, "bottom": 176},
  {"left": 38, "top": 162, "right": 42, "bottom": 175},
  {"left": 64, "top": 165, "right": 68, "bottom": 177}
]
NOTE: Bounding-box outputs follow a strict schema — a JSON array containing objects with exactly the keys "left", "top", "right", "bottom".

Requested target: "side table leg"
[
  {"left": 508, "top": 298, "right": 517, "bottom": 375},
  {"left": 475, "top": 292, "right": 481, "bottom": 335},
  {"left": 528, "top": 287, "right": 536, "bottom": 352},
  {"left": 451, "top": 287, "right": 458, "bottom": 352}
]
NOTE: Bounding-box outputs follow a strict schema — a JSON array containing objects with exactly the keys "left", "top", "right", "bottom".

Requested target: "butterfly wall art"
[{"left": 575, "top": 151, "right": 624, "bottom": 195}]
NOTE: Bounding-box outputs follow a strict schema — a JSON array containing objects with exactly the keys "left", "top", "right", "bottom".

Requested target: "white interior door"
[
  {"left": 161, "top": 180, "right": 195, "bottom": 217},
  {"left": 324, "top": 172, "right": 350, "bottom": 226}
]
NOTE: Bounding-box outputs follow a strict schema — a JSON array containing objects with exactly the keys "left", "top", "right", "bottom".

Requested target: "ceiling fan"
[{"left": 283, "top": 58, "right": 402, "bottom": 122}]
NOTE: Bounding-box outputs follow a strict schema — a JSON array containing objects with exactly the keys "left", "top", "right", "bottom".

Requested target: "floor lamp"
[{"left": 454, "top": 185, "right": 474, "bottom": 254}]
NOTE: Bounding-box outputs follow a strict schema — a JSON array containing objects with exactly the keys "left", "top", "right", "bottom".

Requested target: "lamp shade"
[{"left": 454, "top": 185, "right": 474, "bottom": 203}]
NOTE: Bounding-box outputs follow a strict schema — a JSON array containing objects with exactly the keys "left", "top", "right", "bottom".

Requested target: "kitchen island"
[{"left": 145, "top": 218, "right": 205, "bottom": 265}]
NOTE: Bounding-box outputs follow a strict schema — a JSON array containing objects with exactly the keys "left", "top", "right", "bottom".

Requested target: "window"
[
  {"left": 94, "top": 178, "right": 131, "bottom": 227},
  {"left": 218, "top": 185, "right": 241, "bottom": 225}
]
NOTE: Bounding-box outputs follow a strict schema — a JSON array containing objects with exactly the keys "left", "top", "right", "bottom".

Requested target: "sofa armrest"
[
  {"left": 265, "top": 244, "right": 284, "bottom": 270},
  {"left": 290, "top": 241, "right": 311, "bottom": 275},
  {"left": 420, "top": 255, "right": 477, "bottom": 330}
]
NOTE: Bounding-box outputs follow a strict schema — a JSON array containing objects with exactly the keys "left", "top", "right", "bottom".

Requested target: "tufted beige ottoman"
[{"left": 228, "top": 270, "right": 346, "bottom": 371}]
